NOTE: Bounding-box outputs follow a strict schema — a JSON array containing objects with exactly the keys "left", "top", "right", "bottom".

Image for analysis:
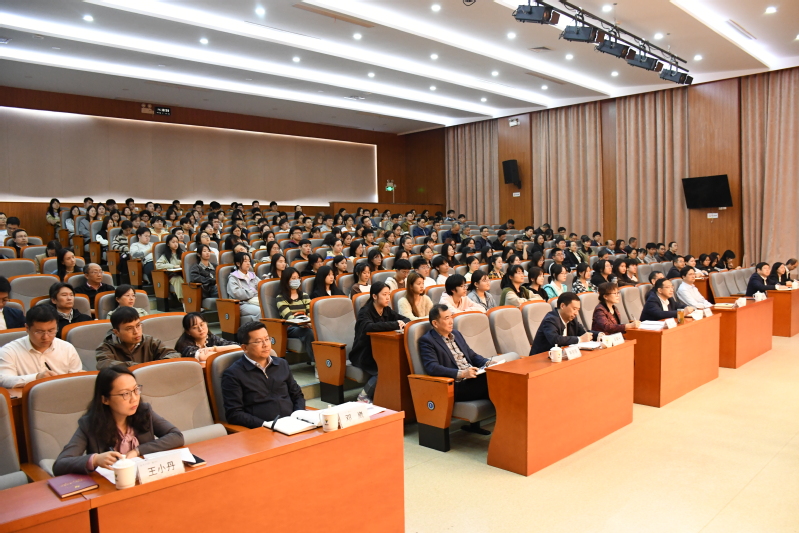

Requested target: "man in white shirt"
[
  {"left": 0, "top": 306, "right": 82, "bottom": 388},
  {"left": 413, "top": 258, "right": 437, "bottom": 289},
  {"left": 675, "top": 267, "right": 712, "bottom": 309}
]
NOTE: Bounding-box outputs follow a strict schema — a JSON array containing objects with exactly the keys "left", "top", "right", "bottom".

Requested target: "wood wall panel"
[
  {"left": 687, "top": 79, "right": 743, "bottom": 259},
  {"left": 0, "top": 201, "right": 53, "bottom": 244},
  {"left": 600, "top": 100, "right": 618, "bottom": 241},
  {"left": 498, "top": 114, "right": 532, "bottom": 225},
  {"left": 404, "top": 128, "right": 446, "bottom": 207},
  {"left": 328, "top": 202, "right": 445, "bottom": 217}
]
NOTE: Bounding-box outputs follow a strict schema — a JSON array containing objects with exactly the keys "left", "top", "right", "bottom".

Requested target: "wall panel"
[
  {"left": 600, "top": 100, "right": 618, "bottom": 241},
  {"left": 405, "top": 128, "right": 446, "bottom": 207},
  {"left": 497, "top": 114, "right": 532, "bottom": 226}
]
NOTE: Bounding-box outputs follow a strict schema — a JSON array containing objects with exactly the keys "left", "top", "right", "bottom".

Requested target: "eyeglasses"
[
  {"left": 245, "top": 339, "right": 271, "bottom": 346},
  {"left": 110, "top": 385, "right": 143, "bottom": 401}
]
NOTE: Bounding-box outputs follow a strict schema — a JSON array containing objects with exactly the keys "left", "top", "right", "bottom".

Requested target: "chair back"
[
  {"left": 140, "top": 313, "right": 186, "bottom": 349},
  {"left": 258, "top": 279, "right": 282, "bottom": 319},
  {"left": 709, "top": 272, "right": 730, "bottom": 298},
  {"left": 391, "top": 289, "right": 406, "bottom": 310},
  {"left": 20, "top": 245, "right": 47, "bottom": 261},
  {"left": 488, "top": 306, "right": 530, "bottom": 356},
  {"left": 217, "top": 265, "right": 235, "bottom": 299},
  {"left": 310, "top": 296, "right": 355, "bottom": 354},
  {"left": 41, "top": 257, "right": 85, "bottom": 276},
  {"left": 520, "top": 301, "right": 551, "bottom": 345},
  {"left": 96, "top": 291, "right": 149, "bottom": 320},
  {"left": 638, "top": 283, "right": 652, "bottom": 304},
  {"left": 255, "top": 262, "right": 272, "bottom": 279},
  {"left": 637, "top": 264, "right": 653, "bottom": 282},
  {"left": 578, "top": 292, "right": 600, "bottom": 329},
  {"left": 32, "top": 294, "right": 91, "bottom": 318},
  {"left": 734, "top": 269, "right": 749, "bottom": 294},
  {"left": 382, "top": 257, "right": 394, "bottom": 270},
  {"left": 425, "top": 285, "right": 445, "bottom": 305},
  {"left": 9, "top": 274, "right": 59, "bottom": 310},
  {"left": 0, "top": 247, "right": 17, "bottom": 260},
  {"left": 66, "top": 272, "right": 114, "bottom": 290},
  {"left": 371, "top": 271, "right": 395, "bottom": 286},
  {"left": 0, "top": 328, "right": 28, "bottom": 348},
  {"left": 671, "top": 278, "right": 682, "bottom": 293},
  {"left": 453, "top": 312, "right": 501, "bottom": 359},
  {"left": 302, "top": 276, "right": 315, "bottom": 296},
  {"left": 336, "top": 273, "right": 355, "bottom": 297},
  {"left": 488, "top": 279, "right": 502, "bottom": 302},
  {"left": 620, "top": 286, "right": 643, "bottom": 322},
  {"left": 353, "top": 292, "right": 371, "bottom": 316},
  {"left": 63, "top": 320, "right": 112, "bottom": 370},
  {"left": 25, "top": 373, "right": 97, "bottom": 474},
  {"left": 650, "top": 263, "right": 664, "bottom": 274},
  {"left": 285, "top": 248, "right": 301, "bottom": 263},
  {"left": 0, "top": 388, "right": 21, "bottom": 477},
  {"left": 205, "top": 350, "right": 245, "bottom": 423},
  {"left": 0, "top": 259, "right": 37, "bottom": 278},
  {"left": 403, "top": 319, "right": 433, "bottom": 375}
]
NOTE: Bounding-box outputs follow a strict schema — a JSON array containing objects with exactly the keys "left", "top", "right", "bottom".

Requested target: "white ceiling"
[{"left": 0, "top": 0, "right": 796, "bottom": 134}]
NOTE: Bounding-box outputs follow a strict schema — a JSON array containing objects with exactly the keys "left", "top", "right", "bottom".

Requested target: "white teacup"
[
  {"left": 321, "top": 411, "right": 339, "bottom": 432},
  {"left": 549, "top": 346, "right": 563, "bottom": 363},
  {"left": 112, "top": 458, "right": 137, "bottom": 489}
]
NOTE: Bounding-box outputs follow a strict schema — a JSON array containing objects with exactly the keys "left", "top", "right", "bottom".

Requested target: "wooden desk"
[
  {"left": 369, "top": 331, "right": 416, "bottom": 423},
  {"left": 695, "top": 277, "right": 711, "bottom": 303},
  {"left": 486, "top": 342, "right": 635, "bottom": 476},
  {"left": 767, "top": 289, "right": 799, "bottom": 337},
  {"left": 84, "top": 412, "right": 405, "bottom": 533},
  {"left": 625, "top": 314, "right": 720, "bottom": 407},
  {"left": 715, "top": 299, "right": 773, "bottom": 368},
  {"left": 0, "top": 480, "right": 91, "bottom": 533},
  {"left": 5, "top": 388, "right": 26, "bottom": 464}
]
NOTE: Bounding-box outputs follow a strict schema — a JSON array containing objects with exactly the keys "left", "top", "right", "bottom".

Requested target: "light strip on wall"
[
  {"left": 302, "top": 0, "right": 613, "bottom": 94},
  {"left": 0, "top": 47, "right": 459, "bottom": 125},
  {"left": 670, "top": 0, "right": 777, "bottom": 68},
  {"left": 0, "top": 13, "right": 498, "bottom": 116},
  {"left": 85, "top": 0, "right": 553, "bottom": 105}
]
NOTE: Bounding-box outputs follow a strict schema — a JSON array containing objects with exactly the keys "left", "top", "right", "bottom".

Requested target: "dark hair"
[
  {"left": 135, "top": 226, "right": 151, "bottom": 237},
  {"left": 331, "top": 255, "right": 347, "bottom": 273},
  {"left": 676, "top": 265, "right": 695, "bottom": 278},
  {"left": 557, "top": 292, "right": 580, "bottom": 309},
  {"left": 55, "top": 248, "right": 76, "bottom": 282},
  {"left": 467, "top": 269, "right": 489, "bottom": 292},
  {"left": 353, "top": 261, "right": 370, "bottom": 281},
  {"left": 548, "top": 263, "right": 565, "bottom": 284},
  {"left": 114, "top": 284, "right": 135, "bottom": 303},
  {"left": 234, "top": 252, "right": 252, "bottom": 272},
  {"left": 597, "top": 282, "right": 618, "bottom": 305},
  {"left": 312, "top": 266, "right": 342, "bottom": 297},
  {"left": 279, "top": 267, "right": 303, "bottom": 300},
  {"left": 367, "top": 248, "right": 383, "bottom": 272},
  {"left": 47, "top": 198, "right": 60, "bottom": 218},
  {"left": 756, "top": 261, "right": 769, "bottom": 271},
  {"left": 428, "top": 303, "right": 449, "bottom": 324},
  {"left": 237, "top": 321, "right": 267, "bottom": 346},
  {"left": 48, "top": 281, "right": 74, "bottom": 301},
  {"left": 654, "top": 277, "right": 671, "bottom": 291},
  {"left": 6, "top": 216, "right": 20, "bottom": 226},
  {"left": 394, "top": 259, "right": 411, "bottom": 271},
  {"left": 444, "top": 274, "right": 467, "bottom": 296},
  {"left": 120, "top": 220, "right": 133, "bottom": 231},
  {"left": 175, "top": 312, "right": 207, "bottom": 354},
  {"left": 501, "top": 264, "right": 527, "bottom": 295},
  {"left": 369, "top": 281, "right": 390, "bottom": 304},
  {"left": 649, "top": 271, "right": 663, "bottom": 283},
  {"left": 721, "top": 250, "right": 736, "bottom": 265},
  {"left": 25, "top": 304, "right": 58, "bottom": 327},
  {"left": 349, "top": 239, "right": 365, "bottom": 258},
  {"left": 110, "top": 305, "right": 140, "bottom": 330},
  {"left": 527, "top": 266, "right": 545, "bottom": 288},
  {"left": 85, "top": 366, "right": 149, "bottom": 451},
  {"left": 162, "top": 234, "right": 185, "bottom": 263},
  {"left": 0, "top": 276, "right": 10, "bottom": 294}
]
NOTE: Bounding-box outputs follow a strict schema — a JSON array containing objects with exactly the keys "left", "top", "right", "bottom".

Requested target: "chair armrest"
[
  {"left": 312, "top": 341, "right": 347, "bottom": 386},
  {"left": 20, "top": 463, "right": 51, "bottom": 481},
  {"left": 216, "top": 299, "right": 241, "bottom": 335},
  {"left": 222, "top": 423, "right": 251, "bottom": 434},
  {"left": 151, "top": 269, "right": 171, "bottom": 299},
  {"left": 106, "top": 250, "right": 121, "bottom": 274},
  {"left": 312, "top": 341, "right": 347, "bottom": 349},
  {"left": 127, "top": 258, "right": 143, "bottom": 288},
  {"left": 407, "top": 374, "right": 455, "bottom": 429},
  {"left": 714, "top": 296, "right": 742, "bottom": 304},
  {"left": 182, "top": 282, "right": 205, "bottom": 313},
  {"left": 260, "top": 318, "right": 289, "bottom": 358},
  {"left": 89, "top": 241, "right": 103, "bottom": 266}
]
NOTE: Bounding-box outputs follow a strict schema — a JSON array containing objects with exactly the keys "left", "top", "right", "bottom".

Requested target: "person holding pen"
[{"left": 53, "top": 366, "right": 184, "bottom": 475}]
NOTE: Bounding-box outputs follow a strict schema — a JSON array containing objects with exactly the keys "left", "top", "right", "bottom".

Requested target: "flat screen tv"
[{"left": 681, "top": 175, "right": 733, "bottom": 209}]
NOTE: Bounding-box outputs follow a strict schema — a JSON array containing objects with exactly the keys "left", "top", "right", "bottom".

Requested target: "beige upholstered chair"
[
  {"left": 520, "top": 301, "right": 552, "bottom": 345},
  {"left": 63, "top": 320, "right": 112, "bottom": 371},
  {"left": 578, "top": 291, "right": 600, "bottom": 330},
  {"left": 0, "top": 388, "right": 27, "bottom": 489},
  {"left": 487, "top": 306, "right": 531, "bottom": 358},
  {"left": 140, "top": 313, "right": 186, "bottom": 350},
  {"left": 620, "top": 286, "right": 644, "bottom": 322},
  {"left": 9, "top": 274, "right": 59, "bottom": 310}
]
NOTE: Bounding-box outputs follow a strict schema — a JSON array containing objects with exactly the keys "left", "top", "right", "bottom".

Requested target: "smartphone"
[{"left": 184, "top": 454, "right": 206, "bottom": 467}]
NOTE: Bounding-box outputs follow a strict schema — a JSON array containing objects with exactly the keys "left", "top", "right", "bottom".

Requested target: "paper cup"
[
  {"left": 549, "top": 347, "right": 563, "bottom": 363},
  {"left": 112, "top": 458, "right": 137, "bottom": 489},
  {"left": 321, "top": 411, "right": 339, "bottom": 432}
]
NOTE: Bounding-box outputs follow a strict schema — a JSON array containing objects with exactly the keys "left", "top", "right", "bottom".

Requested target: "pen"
[{"left": 44, "top": 362, "right": 53, "bottom": 371}]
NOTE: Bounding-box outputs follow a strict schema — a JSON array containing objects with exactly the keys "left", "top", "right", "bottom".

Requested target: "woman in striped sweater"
[{"left": 275, "top": 267, "right": 315, "bottom": 364}]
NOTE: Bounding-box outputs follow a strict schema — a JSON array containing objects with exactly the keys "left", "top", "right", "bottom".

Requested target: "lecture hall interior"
[{"left": 1, "top": 0, "right": 799, "bottom": 532}]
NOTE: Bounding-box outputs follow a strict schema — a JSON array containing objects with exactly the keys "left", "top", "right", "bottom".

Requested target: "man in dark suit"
[
  {"left": 746, "top": 262, "right": 783, "bottom": 296},
  {"left": 491, "top": 230, "right": 507, "bottom": 252},
  {"left": 665, "top": 256, "right": 685, "bottom": 279},
  {"left": 74, "top": 264, "right": 114, "bottom": 310},
  {"left": 473, "top": 226, "right": 491, "bottom": 252},
  {"left": 640, "top": 278, "right": 695, "bottom": 321},
  {"left": 419, "top": 305, "right": 490, "bottom": 403},
  {"left": 564, "top": 241, "right": 583, "bottom": 269},
  {"left": 530, "top": 292, "right": 602, "bottom": 355},
  {"left": 0, "top": 276, "right": 25, "bottom": 330},
  {"left": 663, "top": 242, "right": 679, "bottom": 261},
  {"left": 440, "top": 222, "right": 462, "bottom": 245}
]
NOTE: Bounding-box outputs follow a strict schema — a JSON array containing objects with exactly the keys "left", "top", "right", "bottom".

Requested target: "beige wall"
[{"left": 0, "top": 106, "right": 378, "bottom": 205}]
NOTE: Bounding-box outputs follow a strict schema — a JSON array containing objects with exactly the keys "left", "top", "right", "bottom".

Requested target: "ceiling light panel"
[
  {"left": 84, "top": 0, "right": 554, "bottom": 105},
  {"left": 0, "top": 12, "right": 504, "bottom": 116}
]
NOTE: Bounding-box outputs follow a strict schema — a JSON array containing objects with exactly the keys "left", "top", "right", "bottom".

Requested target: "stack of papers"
[
  {"left": 639, "top": 321, "right": 666, "bottom": 331},
  {"left": 714, "top": 303, "right": 734, "bottom": 309},
  {"left": 575, "top": 341, "right": 603, "bottom": 351}
]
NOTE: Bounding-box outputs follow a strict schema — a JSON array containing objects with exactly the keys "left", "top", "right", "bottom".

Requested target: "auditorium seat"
[
  {"left": 638, "top": 283, "right": 652, "bottom": 304},
  {"left": 257, "top": 279, "right": 294, "bottom": 359},
  {"left": 62, "top": 321, "right": 112, "bottom": 370},
  {"left": 488, "top": 279, "right": 502, "bottom": 303},
  {"left": 371, "top": 270, "right": 395, "bottom": 286},
  {"left": 8, "top": 274, "right": 59, "bottom": 310},
  {"left": 0, "top": 328, "right": 27, "bottom": 348},
  {"left": 140, "top": 312, "right": 186, "bottom": 350},
  {"left": 19, "top": 245, "right": 46, "bottom": 263},
  {"left": 709, "top": 271, "right": 730, "bottom": 299},
  {"left": 353, "top": 292, "right": 370, "bottom": 315},
  {"left": 181, "top": 251, "right": 218, "bottom": 314},
  {"left": 66, "top": 272, "right": 114, "bottom": 290},
  {"left": 0, "top": 388, "right": 27, "bottom": 489},
  {"left": 216, "top": 264, "right": 250, "bottom": 341},
  {"left": 0, "top": 247, "right": 17, "bottom": 260},
  {"left": 425, "top": 285, "right": 445, "bottom": 305},
  {"left": 391, "top": 288, "right": 406, "bottom": 310},
  {"left": 0, "top": 259, "right": 37, "bottom": 278},
  {"left": 336, "top": 273, "right": 355, "bottom": 297},
  {"left": 41, "top": 257, "right": 86, "bottom": 277},
  {"left": 203, "top": 349, "right": 250, "bottom": 433},
  {"left": 31, "top": 293, "right": 92, "bottom": 319},
  {"left": 578, "top": 291, "right": 600, "bottom": 330},
  {"left": 520, "top": 301, "right": 551, "bottom": 344},
  {"left": 620, "top": 286, "right": 644, "bottom": 322},
  {"left": 488, "top": 306, "right": 531, "bottom": 357},
  {"left": 96, "top": 290, "right": 149, "bottom": 320}
]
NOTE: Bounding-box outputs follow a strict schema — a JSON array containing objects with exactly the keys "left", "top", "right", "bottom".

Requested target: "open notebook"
[{"left": 267, "top": 410, "right": 322, "bottom": 436}]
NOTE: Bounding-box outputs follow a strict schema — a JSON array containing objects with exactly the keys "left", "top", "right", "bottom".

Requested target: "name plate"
[
  {"left": 690, "top": 310, "right": 704, "bottom": 321},
  {"left": 664, "top": 318, "right": 678, "bottom": 329},
  {"left": 703, "top": 308, "right": 713, "bottom": 317},
  {"left": 609, "top": 332, "right": 625, "bottom": 346},
  {"left": 136, "top": 452, "right": 185, "bottom": 484},
  {"left": 601, "top": 335, "right": 614, "bottom": 349},
  {"left": 330, "top": 403, "right": 370, "bottom": 429},
  {"left": 563, "top": 346, "right": 582, "bottom": 360},
  {"left": 736, "top": 297, "right": 747, "bottom": 307}
]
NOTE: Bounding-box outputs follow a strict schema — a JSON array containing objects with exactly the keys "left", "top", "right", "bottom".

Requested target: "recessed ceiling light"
[
  {"left": 353, "top": 33, "right": 362, "bottom": 40},
  {"left": 431, "top": 4, "right": 441, "bottom": 12},
  {"left": 368, "top": 72, "right": 375, "bottom": 77},
  {"left": 694, "top": 54, "right": 703, "bottom": 61},
  {"left": 566, "top": 53, "right": 574, "bottom": 60},
  {"left": 255, "top": 7, "right": 266, "bottom": 16},
  {"left": 602, "top": 5, "right": 613, "bottom": 13},
  {"left": 541, "top": 85, "right": 548, "bottom": 90},
  {"left": 430, "top": 85, "right": 437, "bottom": 91},
  {"left": 199, "top": 38, "right": 208, "bottom": 45},
  {"left": 430, "top": 53, "right": 438, "bottom": 60},
  {"left": 491, "top": 70, "right": 499, "bottom": 76},
  {"left": 292, "top": 56, "right": 300, "bottom": 62},
  {"left": 481, "top": 97, "right": 487, "bottom": 102},
  {"left": 654, "top": 33, "right": 663, "bottom": 40},
  {"left": 611, "top": 71, "right": 619, "bottom": 76},
  {"left": 83, "top": 15, "right": 94, "bottom": 22},
  {"left": 507, "top": 32, "right": 516, "bottom": 39},
  {"left": 765, "top": 6, "right": 777, "bottom": 14}
]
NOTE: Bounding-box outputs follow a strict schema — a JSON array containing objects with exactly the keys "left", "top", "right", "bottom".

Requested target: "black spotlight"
[
  {"left": 513, "top": 4, "right": 560, "bottom": 25},
  {"left": 561, "top": 25, "right": 605, "bottom": 43},
  {"left": 660, "top": 68, "right": 693, "bottom": 85},
  {"left": 597, "top": 39, "right": 636, "bottom": 60},
  {"left": 627, "top": 53, "right": 663, "bottom": 72}
]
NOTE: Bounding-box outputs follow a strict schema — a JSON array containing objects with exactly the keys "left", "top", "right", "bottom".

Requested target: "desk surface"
[{"left": 0, "top": 479, "right": 91, "bottom": 533}]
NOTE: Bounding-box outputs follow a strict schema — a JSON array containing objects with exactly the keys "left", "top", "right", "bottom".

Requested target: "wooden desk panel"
[
  {"left": 87, "top": 412, "right": 405, "bottom": 533},
  {"left": 715, "top": 299, "right": 773, "bottom": 368},
  {"left": 0, "top": 481, "right": 91, "bottom": 533},
  {"left": 767, "top": 290, "right": 799, "bottom": 337},
  {"left": 6, "top": 388, "right": 26, "bottom": 464},
  {"left": 625, "top": 315, "right": 720, "bottom": 407},
  {"left": 695, "top": 278, "right": 711, "bottom": 303},
  {"left": 486, "top": 342, "right": 635, "bottom": 476},
  {"left": 370, "top": 331, "right": 416, "bottom": 422}
]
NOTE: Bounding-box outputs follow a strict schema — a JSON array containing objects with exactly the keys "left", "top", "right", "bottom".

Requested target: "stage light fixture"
[
  {"left": 627, "top": 52, "right": 663, "bottom": 72},
  {"left": 660, "top": 68, "right": 693, "bottom": 85},
  {"left": 513, "top": 4, "right": 560, "bottom": 25},
  {"left": 596, "top": 38, "right": 635, "bottom": 59},
  {"left": 561, "top": 24, "right": 604, "bottom": 43}
]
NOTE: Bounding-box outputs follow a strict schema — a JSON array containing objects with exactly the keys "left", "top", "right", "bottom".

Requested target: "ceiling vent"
[{"left": 529, "top": 46, "right": 554, "bottom": 53}]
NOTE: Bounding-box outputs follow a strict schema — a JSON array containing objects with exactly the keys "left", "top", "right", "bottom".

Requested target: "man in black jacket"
[
  {"left": 530, "top": 293, "right": 601, "bottom": 355},
  {"left": 663, "top": 242, "right": 679, "bottom": 261},
  {"left": 473, "top": 227, "right": 491, "bottom": 252},
  {"left": 665, "top": 256, "right": 685, "bottom": 279},
  {"left": 0, "top": 276, "right": 25, "bottom": 330},
  {"left": 640, "top": 278, "right": 695, "bottom": 321},
  {"left": 746, "top": 262, "right": 783, "bottom": 296},
  {"left": 74, "top": 264, "right": 114, "bottom": 309},
  {"left": 221, "top": 321, "right": 305, "bottom": 429}
]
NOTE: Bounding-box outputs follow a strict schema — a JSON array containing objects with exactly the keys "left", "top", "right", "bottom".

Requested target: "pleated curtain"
[
  {"left": 615, "top": 88, "right": 690, "bottom": 250},
  {"left": 445, "top": 120, "right": 500, "bottom": 225},
  {"left": 741, "top": 68, "right": 799, "bottom": 264},
  {"left": 530, "top": 102, "right": 603, "bottom": 236}
]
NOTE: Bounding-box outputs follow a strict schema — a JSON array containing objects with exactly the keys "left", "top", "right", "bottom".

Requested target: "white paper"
[
  {"left": 145, "top": 448, "right": 195, "bottom": 464},
  {"left": 610, "top": 332, "right": 625, "bottom": 345},
  {"left": 664, "top": 318, "right": 678, "bottom": 329},
  {"left": 639, "top": 321, "right": 666, "bottom": 331},
  {"left": 575, "top": 341, "right": 602, "bottom": 350},
  {"left": 736, "top": 297, "right": 747, "bottom": 307},
  {"left": 95, "top": 457, "right": 145, "bottom": 484},
  {"left": 703, "top": 308, "right": 713, "bottom": 317},
  {"left": 776, "top": 285, "right": 791, "bottom": 291},
  {"left": 690, "top": 310, "right": 704, "bottom": 321},
  {"left": 476, "top": 358, "right": 506, "bottom": 374},
  {"left": 366, "top": 405, "right": 386, "bottom": 416}
]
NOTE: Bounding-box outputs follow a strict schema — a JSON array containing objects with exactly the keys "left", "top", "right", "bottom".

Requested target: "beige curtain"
[
  {"left": 615, "top": 88, "right": 690, "bottom": 250},
  {"left": 530, "top": 102, "right": 603, "bottom": 236},
  {"left": 445, "top": 120, "right": 499, "bottom": 225},
  {"left": 741, "top": 68, "right": 799, "bottom": 264}
]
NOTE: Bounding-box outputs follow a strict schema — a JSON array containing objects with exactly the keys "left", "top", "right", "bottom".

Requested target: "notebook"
[
  {"left": 267, "top": 410, "right": 322, "bottom": 436},
  {"left": 47, "top": 474, "right": 98, "bottom": 498}
]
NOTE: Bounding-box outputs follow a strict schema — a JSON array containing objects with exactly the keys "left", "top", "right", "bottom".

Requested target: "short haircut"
[
  {"left": 646, "top": 242, "right": 657, "bottom": 250},
  {"left": 654, "top": 278, "right": 670, "bottom": 291},
  {"left": 135, "top": 226, "right": 150, "bottom": 237},
  {"left": 412, "top": 257, "right": 429, "bottom": 270},
  {"left": 299, "top": 239, "right": 312, "bottom": 246},
  {"left": 480, "top": 226, "right": 488, "bottom": 232},
  {"left": 0, "top": 276, "right": 10, "bottom": 294},
  {"left": 592, "top": 231, "right": 601, "bottom": 237},
  {"left": 557, "top": 292, "right": 580, "bottom": 309},
  {"left": 120, "top": 220, "right": 133, "bottom": 230},
  {"left": 428, "top": 303, "right": 449, "bottom": 324},
  {"left": 497, "top": 229, "right": 506, "bottom": 237},
  {"left": 394, "top": 259, "right": 411, "bottom": 271},
  {"left": 7, "top": 217, "right": 20, "bottom": 226},
  {"left": 110, "top": 305, "right": 140, "bottom": 330},
  {"left": 668, "top": 241, "right": 676, "bottom": 248},
  {"left": 25, "top": 304, "right": 58, "bottom": 327},
  {"left": 597, "top": 282, "right": 618, "bottom": 305},
  {"left": 237, "top": 320, "right": 266, "bottom": 345},
  {"left": 672, "top": 255, "right": 684, "bottom": 264},
  {"left": 649, "top": 271, "right": 663, "bottom": 283},
  {"left": 444, "top": 274, "right": 466, "bottom": 296},
  {"left": 49, "top": 282, "right": 74, "bottom": 300},
  {"left": 679, "top": 266, "right": 694, "bottom": 278},
  {"left": 756, "top": 262, "right": 769, "bottom": 271}
]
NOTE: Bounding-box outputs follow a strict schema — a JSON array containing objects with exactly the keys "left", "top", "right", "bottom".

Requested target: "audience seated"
[
  {"left": 349, "top": 282, "right": 411, "bottom": 404},
  {"left": 309, "top": 266, "right": 344, "bottom": 299},
  {"left": 275, "top": 267, "right": 315, "bottom": 362},
  {"left": 466, "top": 270, "right": 497, "bottom": 312},
  {"left": 640, "top": 278, "right": 695, "bottom": 321},
  {"left": 96, "top": 306, "right": 180, "bottom": 369},
  {"left": 746, "top": 262, "right": 782, "bottom": 296},
  {"left": 175, "top": 312, "right": 238, "bottom": 361},
  {"left": 398, "top": 271, "right": 434, "bottom": 320},
  {"left": 666, "top": 256, "right": 685, "bottom": 279},
  {"left": 767, "top": 262, "right": 793, "bottom": 287},
  {"left": 35, "top": 240, "right": 61, "bottom": 273},
  {"left": 130, "top": 226, "right": 155, "bottom": 283},
  {"left": 418, "top": 305, "right": 491, "bottom": 402},
  {"left": 74, "top": 263, "right": 115, "bottom": 310},
  {"left": 675, "top": 267, "right": 713, "bottom": 309},
  {"left": 572, "top": 263, "right": 596, "bottom": 293},
  {"left": 48, "top": 282, "right": 93, "bottom": 336},
  {"left": 189, "top": 244, "right": 219, "bottom": 299},
  {"left": 155, "top": 234, "right": 186, "bottom": 302},
  {"left": 412, "top": 258, "right": 437, "bottom": 289},
  {"left": 663, "top": 241, "right": 679, "bottom": 261},
  {"left": 564, "top": 240, "right": 582, "bottom": 269},
  {"left": 440, "top": 274, "right": 485, "bottom": 314},
  {"left": 526, "top": 266, "right": 549, "bottom": 300},
  {"left": 10, "top": 229, "right": 28, "bottom": 257},
  {"left": 0, "top": 305, "right": 83, "bottom": 388},
  {"left": 592, "top": 282, "right": 640, "bottom": 334},
  {"left": 228, "top": 252, "right": 261, "bottom": 321},
  {"left": 0, "top": 276, "right": 25, "bottom": 330},
  {"left": 487, "top": 255, "right": 504, "bottom": 280},
  {"left": 500, "top": 265, "right": 536, "bottom": 306},
  {"left": 350, "top": 263, "right": 372, "bottom": 297},
  {"left": 385, "top": 259, "right": 411, "bottom": 291},
  {"left": 643, "top": 243, "right": 659, "bottom": 264},
  {"left": 530, "top": 292, "right": 602, "bottom": 355},
  {"left": 53, "top": 365, "right": 184, "bottom": 476},
  {"left": 613, "top": 258, "right": 636, "bottom": 287},
  {"left": 107, "top": 285, "right": 149, "bottom": 318},
  {"left": 544, "top": 264, "right": 570, "bottom": 300},
  {"left": 440, "top": 222, "right": 462, "bottom": 244}
]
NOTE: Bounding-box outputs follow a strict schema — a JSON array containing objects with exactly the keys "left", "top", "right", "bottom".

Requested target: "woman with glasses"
[
  {"left": 53, "top": 365, "right": 184, "bottom": 475},
  {"left": 592, "top": 282, "right": 640, "bottom": 335}
]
